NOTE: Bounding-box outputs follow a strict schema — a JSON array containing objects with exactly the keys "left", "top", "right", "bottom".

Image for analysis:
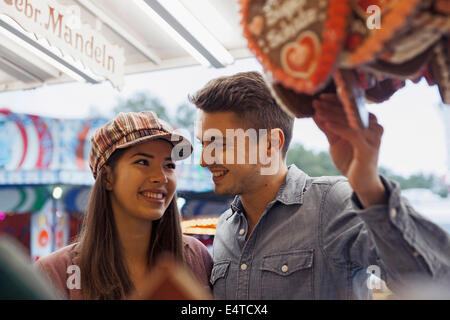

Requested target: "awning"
[
  {"left": 0, "top": 109, "right": 107, "bottom": 185},
  {"left": 0, "top": 0, "right": 251, "bottom": 92},
  {"left": 0, "top": 186, "right": 48, "bottom": 213}
]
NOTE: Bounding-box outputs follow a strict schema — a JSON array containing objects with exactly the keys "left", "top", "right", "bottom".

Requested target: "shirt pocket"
[
  {"left": 260, "top": 249, "right": 314, "bottom": 299},
  {"left": 210, "top": 260, "right": 230, "bottom": 300}
]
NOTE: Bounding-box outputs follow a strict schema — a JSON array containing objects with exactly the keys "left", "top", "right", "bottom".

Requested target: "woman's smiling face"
[{"left": 105, "top": 139, "right": 177, "bottom": 222}]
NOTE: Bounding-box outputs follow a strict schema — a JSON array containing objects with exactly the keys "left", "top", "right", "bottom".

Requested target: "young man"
[{"left": 190, "top": 71, "right": 450, "bottom": 299}]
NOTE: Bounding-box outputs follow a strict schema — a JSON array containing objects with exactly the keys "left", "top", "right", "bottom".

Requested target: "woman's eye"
[
  {"left": 166, "top": 163, "right": 176, "bottom": 169},
  {"left": 135, "top": 159, "right": 149, "bottom": 166}
]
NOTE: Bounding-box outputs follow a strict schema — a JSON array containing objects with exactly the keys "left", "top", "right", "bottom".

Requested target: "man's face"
[{"left": 196, "top": 111, "right": 265, "bottom": 196}]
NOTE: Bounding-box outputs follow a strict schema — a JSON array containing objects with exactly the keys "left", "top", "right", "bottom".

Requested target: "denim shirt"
[{"left": 210, "top": 165, "right": 450, "bottom": 299}]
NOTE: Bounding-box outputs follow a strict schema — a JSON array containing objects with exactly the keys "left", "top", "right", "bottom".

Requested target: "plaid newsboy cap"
[{"left": 89, "top": 111, "right": 192, "bottom": 179}]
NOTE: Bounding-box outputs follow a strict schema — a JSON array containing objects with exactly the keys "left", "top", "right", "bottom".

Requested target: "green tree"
[
  {"left": 286, "top": 143, "right": 340, "bottom": 177},
  {"left": 287, "top": 143, "right": 445, "bottom": 195},
  {"left": 378, "top": 167, "right": 437, "bottom": 190},
  {"left": 113, "top": 91, "right": 171, "bottom": 123},
  {"left": 112, "top": 91, "right": 196, "bottom": 130},
  {"left": 174, "top": 102, "right": 196, "bottom": 129}
]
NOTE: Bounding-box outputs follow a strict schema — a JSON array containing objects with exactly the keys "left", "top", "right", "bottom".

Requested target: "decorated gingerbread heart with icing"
[
  {"left": 345, "top": 0, "right": 423, "bottom": 66},
  {"left": 430, "top": 37, "right": 450, "bottom": 104},
  {"left": 353, "top": 0, "right": 397, "bottom": 18},
  {"left": 239, "top": 0, "right": 351, "bottom": 95}
]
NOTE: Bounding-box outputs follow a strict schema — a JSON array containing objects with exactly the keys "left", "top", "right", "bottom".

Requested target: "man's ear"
[
  {"left": 266, "top": 128, "right": 284, "bottom": 157},
  {"left": 104, "top": 165, "right": 114, "bottom": 191}
]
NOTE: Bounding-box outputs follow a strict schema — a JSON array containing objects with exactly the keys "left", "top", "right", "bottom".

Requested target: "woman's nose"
[{"left": 149, "top": 167, "right": 168, "bottom": 184}]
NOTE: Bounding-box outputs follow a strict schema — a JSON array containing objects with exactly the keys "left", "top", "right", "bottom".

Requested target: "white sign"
[{"left": 0, "top": 0, "right": 125, "bottom": 90}]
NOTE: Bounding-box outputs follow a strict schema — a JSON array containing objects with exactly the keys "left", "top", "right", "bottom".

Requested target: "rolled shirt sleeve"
[{"left": 322, "top": 175, "right": 450, "bottom": 294}]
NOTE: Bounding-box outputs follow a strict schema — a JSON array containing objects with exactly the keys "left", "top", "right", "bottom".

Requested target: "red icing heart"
[{"left": 282, "top": 33, "right": 320, "bottom": 78}]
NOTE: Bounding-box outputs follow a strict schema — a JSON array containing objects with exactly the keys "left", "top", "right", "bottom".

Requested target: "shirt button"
[
  {"left": 239, "top": 229, "right": 245, "bottom": 235},
  {"left": 389, "top": 208, "right": 397, "bottom": 220},
  {"left": 413, "top": 251, "right": 419, "bottom": 257},
  {"left": 241, "top": 263, "right": 247, "bottom": 271},
  {"left": 281, "top": 265, "right": 288, "bottom": 273}
]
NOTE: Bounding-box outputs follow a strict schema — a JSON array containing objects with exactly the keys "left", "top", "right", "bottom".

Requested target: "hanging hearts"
[{"left": 239, "top": 0, "right": 449, "bottom": 127}]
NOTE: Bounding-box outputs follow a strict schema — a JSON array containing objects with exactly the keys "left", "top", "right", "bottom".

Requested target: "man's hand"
[{"left": 312, "top": 93, "right": 388, "bottom": 208}]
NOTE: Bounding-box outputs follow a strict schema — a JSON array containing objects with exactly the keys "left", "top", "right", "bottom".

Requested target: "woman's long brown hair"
[{"left": 76, "top": 148, "right": 184, "bottom": 299}]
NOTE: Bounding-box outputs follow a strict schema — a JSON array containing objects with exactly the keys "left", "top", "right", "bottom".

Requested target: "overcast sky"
[{"left": 0, "top": 58, "right": 448, "bottom": 177}]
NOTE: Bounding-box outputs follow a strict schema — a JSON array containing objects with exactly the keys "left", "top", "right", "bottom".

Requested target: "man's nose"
[
  {"left": 200, "top": 148, "right": 207, "bottom": 167},
  {"left": 200, "top": 147, "right": 217, "bottom": 168}
]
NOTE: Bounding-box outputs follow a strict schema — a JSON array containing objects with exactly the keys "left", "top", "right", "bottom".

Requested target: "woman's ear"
[{"left": 104, "top": 165, "right": 114, "bottom": 191}]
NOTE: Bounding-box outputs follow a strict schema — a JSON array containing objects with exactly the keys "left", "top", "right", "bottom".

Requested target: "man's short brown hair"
[{"left": 189, "top": 71, "right": 294, "bottom": 157}]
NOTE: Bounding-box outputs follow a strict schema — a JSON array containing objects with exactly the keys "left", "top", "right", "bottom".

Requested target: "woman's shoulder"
[
  {"left": 182, "top": 235, "right": 209, "bottom": 254},
  {"left": 34, "top": 243, "right": 79, "bottom": 298},
  {"left": 182, "top": 235, "right": 212, "bottom": 263},
  {"left": 181, "top": 235, "right": 213, "bottom": 288},
  {"left": 35, "top": 243, "right": 78, "bottom": 269}
]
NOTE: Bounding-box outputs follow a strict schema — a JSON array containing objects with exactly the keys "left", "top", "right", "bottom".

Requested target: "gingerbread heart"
[
  {"left": 362, "top": 46, "right": 434, "bottom": 80},
  {"left": 365, "top": 78, "right": 405, "bottom": 103},
  {"left": 240, "top": 0, "right": 351, "bottom": 95},
  {"left": 430, "top": 37, "right": 450, "bottom": 104},
  {"left": 346, "top": 0, "right": 423, "bottom": 66},
  {"left": 379, "top": 9, "right": 450, "bottom": 65},
  {"left": 353, "top": 0, "right": 397, "bottom": 18},
  {"left": 265, "top": 71, "right": 337, "bottom": 118},
  {"left": 435, "top": 0, "right": 450, "bottom": 15}
]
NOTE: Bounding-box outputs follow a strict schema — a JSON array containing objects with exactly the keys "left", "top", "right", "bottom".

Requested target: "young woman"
[{"left": 35, "top": 111, "right": 212, "bottom": 299}]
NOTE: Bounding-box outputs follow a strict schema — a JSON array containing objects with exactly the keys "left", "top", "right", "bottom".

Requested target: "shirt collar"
[
  {"left": 227, "top": 164, "right": 308, "bottom": 219},
  {"left": 230, "top": 195, "right": 244, "bottom": 214},
  {"left": 275, "top": 164, "right": 308, "bottom": 205}
]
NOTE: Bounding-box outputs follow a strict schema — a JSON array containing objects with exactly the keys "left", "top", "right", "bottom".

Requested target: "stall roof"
[{"left": 0, "top": 0, "right": 252, "bottom": 92}]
